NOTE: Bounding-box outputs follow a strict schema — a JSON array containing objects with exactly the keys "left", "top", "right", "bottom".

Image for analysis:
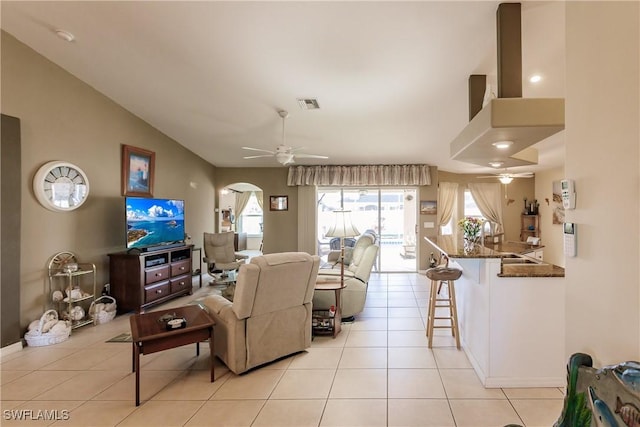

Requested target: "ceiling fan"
[
  {"left": 477, "top": 169, "right": 534, "bottom": 200},
  {"left": 242, "top": 110, "right": 329, "bottom": 166},
  {"left": 477, "top": 170, "right": 534, "bottom": 184}
]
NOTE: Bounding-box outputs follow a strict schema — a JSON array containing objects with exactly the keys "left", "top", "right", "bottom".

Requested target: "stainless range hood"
[{"left": 450, "top": 3, "right": 565, "bottom": 168}]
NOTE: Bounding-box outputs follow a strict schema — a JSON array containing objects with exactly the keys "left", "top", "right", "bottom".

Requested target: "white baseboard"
[
  {"left": 484, "top": 376, "right": 565, "bottom": 388},
  {"left": 0, "top": 340, "right": 24, "bottom": 357},
  {"left": 462, "top": 343, "right": 488, "bottom": 385},
  {"left": 462, "top": 340, "right": 564, "bottom": 389}
]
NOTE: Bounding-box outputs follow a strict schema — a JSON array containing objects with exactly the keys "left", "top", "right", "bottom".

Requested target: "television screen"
[{"left": 126, "top": 197, "right": 185, "bottom": 250}]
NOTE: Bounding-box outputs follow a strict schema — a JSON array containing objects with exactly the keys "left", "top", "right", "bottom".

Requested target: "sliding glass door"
[{"left": 317, "top": 187, "right": 417, "bottom": 272}]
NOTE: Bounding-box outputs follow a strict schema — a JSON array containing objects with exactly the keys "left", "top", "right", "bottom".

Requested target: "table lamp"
[{"left": 325, "top": 210, "right": 360, "bottom": 287}]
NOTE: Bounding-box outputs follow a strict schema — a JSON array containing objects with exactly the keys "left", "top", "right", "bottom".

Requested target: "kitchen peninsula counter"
[
  {"left": 425, "top": 236, "right": 564, "bottom": 277},
  {"left": 423, "top": 235, "right": 565, "bottom": 388},
  {"left": 425, "top": 235, "right": 544, "bottom": 258}
]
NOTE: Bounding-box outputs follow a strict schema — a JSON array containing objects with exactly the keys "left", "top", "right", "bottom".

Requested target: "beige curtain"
[
  {"left": 287, "top": 164, "right": 431, "bottom": 186},
  {"left": 234, "top": 191, "right": 252, "bottom": 219},
  {"left": 468, "top": 183, "right": 504, "bottom": 234},
  {"left": 254, "top": 191, "right": 264, "bottom": 211},
  {"left": 437, "top": 182, "right": 458, "bottom": 235}
]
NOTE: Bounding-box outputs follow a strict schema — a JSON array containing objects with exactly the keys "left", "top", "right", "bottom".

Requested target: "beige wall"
[
  {"left": 417, "top": 168, "right": 439, "bottom": 270},
  {"left": 437, "top": 171, "right": 536, "bottom": 243},
  {"left": 214, "top": 168, "right": 295, "bottom": 254},
  {"left": 535, "top": 167, "right": 565, "bottom": 267},
  {"left": 565, "top": 2, "right": 639, "bottom": 364},
  {"left": 1, "top": 32, "right": 217, "bottom": 328}
]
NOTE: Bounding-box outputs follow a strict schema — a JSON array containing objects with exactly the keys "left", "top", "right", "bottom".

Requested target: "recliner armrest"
[
  {"left": 326, "top": 248, "right": 354, "bottom": 264},
  {"left": 326, "top": 250, "right": 341, "bottom": 263},
  {"left": 203, "top": 295, "right": 234, "bottom": 316}
]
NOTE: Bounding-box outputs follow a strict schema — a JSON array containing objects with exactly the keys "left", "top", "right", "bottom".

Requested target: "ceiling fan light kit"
[
  {"left": 477, "top": 168, "right": 534, "bottom": 185},
  {"left": 242, "top": 110, "right": 328, "bottom": 166}
]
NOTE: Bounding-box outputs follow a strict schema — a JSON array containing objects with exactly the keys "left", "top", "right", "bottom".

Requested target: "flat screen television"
[{"left": 125, "top": 197, "right": 185, "bottom": 250}]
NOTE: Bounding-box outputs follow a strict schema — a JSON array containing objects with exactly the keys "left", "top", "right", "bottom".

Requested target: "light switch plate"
[{"left": 424, "top": 222, "right": 434, "bottom": 228}]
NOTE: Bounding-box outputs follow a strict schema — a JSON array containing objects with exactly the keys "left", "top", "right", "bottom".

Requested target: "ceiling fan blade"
[
  {"left": 512, "top": 173, "right": 534, "bottom": 178},
  {"left": 289, "top": 146, "right": 308, "bottom": 153},
  {"left": 242, "top": 146, "right": 275, "bottom": 154},
  {"left": 294, "top": 154, "right": 329, "bottom": 159},
  {"left": 243, "top": 155, "right": 273, "bottom": 159}
]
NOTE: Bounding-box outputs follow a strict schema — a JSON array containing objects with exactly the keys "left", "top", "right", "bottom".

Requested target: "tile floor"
[{"left": 0, "top": 272, "right": 565, "bottom": 426}]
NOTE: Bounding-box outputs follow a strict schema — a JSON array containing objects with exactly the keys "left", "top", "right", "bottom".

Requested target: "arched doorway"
[{"left": 219, "top": 182, "right": 263, "bottom": 253}]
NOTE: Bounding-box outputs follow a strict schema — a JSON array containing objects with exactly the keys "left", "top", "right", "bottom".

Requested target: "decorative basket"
[
  {"left": 24, "top": 310, "right": 71, "bottom": 347},
  {"left": 89, "top": 296, "right": 117, "bottom": 325}
]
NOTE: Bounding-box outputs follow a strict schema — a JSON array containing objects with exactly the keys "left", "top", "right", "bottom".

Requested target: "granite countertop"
[
  {"left": 425, "top": 235, "right": 500, "bottom": 258},
  {"left": 424, "top": 236, "right": 565, "bottom": 278},
  {"left": 484, "top": 240, "right": 545, "bottom": 254},
  {"left": 498, "top": 263, "right": 565, "bottom": 278}
]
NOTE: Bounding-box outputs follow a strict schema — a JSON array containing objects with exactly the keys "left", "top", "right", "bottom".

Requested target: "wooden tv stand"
[{"left": 108, "top": 245, "right": 193, "bottom": 314}]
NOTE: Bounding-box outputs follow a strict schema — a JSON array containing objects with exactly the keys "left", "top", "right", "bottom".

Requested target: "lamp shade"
[{"left": 325, "top": 210, "right": 360, "bottom": 238}]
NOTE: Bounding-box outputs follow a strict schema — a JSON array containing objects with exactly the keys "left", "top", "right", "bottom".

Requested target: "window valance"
[{"left": 287, "top": 164, "right": 431, "bottom": 186}]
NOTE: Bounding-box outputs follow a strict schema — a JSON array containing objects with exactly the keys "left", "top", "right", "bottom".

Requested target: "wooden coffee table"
[{"left": 129, "top": 305, "right": 215, "bottom": 406}]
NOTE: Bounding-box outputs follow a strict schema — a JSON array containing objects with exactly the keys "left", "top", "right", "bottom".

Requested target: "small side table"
[
  {"left": 313, "top": 276, "right": 346, "bottom": 338},
  {"left": 129, "top": 305, "right": 215, "bottom": 406}
]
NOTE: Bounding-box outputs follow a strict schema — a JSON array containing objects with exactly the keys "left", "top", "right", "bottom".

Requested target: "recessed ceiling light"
[
  {"left": 529, "top": 74, "right": 542, "bottom": 83},
  {"left": 55, "top": 29, "right": 75, "bottom": 42},
  {"left": 492, "top": 141, "right": 513, "bottom": 150},
  {"left": 489, "top": 161, "right": 504, "bottom": 168}
]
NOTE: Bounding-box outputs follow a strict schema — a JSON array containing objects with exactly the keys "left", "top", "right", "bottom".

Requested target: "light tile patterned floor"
[{"left": 0, "top": 273, "right": 564, "bottom": 426}]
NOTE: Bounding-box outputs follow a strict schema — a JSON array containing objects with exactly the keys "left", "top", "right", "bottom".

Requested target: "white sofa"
[
  {"left": 313, "top": 231, "right": 379, "bottom": 319},
  {"left": 203, "top": 252, "right": 320, "bottom": 374}
]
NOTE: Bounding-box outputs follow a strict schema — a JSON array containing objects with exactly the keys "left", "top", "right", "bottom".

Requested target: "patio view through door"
[{"left": 317, "top": 188, "right": 417, "bottom": 272}]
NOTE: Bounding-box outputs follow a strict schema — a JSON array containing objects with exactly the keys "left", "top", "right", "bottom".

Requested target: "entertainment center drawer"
[
  {"left": 171, "top": 260, "right": 191, "bottom": 276},
  {"left": 108, "top": 244, "right": 194, "bottom": 314},
  {"left": 145, "top": 265, "right": 170, "bottom": 284},
  {"left": 170, "top": 275, "right": 191, "bottom": 294},
  {"left": 145, "top": 282, "right": 170, "bottom": 303}
]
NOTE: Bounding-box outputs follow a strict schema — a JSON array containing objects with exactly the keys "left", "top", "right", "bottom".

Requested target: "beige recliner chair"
[
  {"left": 202, "top": 252, "right": 320, "bottom": 374},
  {"left": 314, "top": 231, "right": 379, "bottom": 319},
  {"left": 203, "top": 232, "right": 248, "bottom": 283}
]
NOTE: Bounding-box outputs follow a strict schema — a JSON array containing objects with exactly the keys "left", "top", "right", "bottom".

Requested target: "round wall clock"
[{"left": 33, "top": 161, "right": 90, "bottom": 212}]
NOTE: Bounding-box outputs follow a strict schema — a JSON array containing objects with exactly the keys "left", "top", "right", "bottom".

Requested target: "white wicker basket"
[
  {"left": 89, "top": 296, "right": 117, "bottom": 325},
  {"left": 24, "top": 310, "right": 71, "bottom": 347}
]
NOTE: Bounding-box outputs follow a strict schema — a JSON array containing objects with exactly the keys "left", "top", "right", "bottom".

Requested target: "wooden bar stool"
[{"left": 425, "top": 267, "right": 462, "bottom": 349}]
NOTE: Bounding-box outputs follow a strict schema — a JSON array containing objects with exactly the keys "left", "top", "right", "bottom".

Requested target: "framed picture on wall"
[
  {"left": 122, "top": 145, "right": 155, "bottom": 197},
  {"left": 420, "top": 200, "right": 437, "bottom": 215},
  {"left": 270, "top": 195, "right": 288, "bottom": 211}
]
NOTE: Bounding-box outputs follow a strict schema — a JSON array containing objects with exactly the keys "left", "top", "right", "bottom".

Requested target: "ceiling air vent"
[{"left": 297, "top": 98, "right": 320, "bottom": 110}]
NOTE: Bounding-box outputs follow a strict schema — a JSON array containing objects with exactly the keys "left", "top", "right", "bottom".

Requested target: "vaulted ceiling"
[{"left": 1, "top": 1, "right": 565, "bottom": 173}]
